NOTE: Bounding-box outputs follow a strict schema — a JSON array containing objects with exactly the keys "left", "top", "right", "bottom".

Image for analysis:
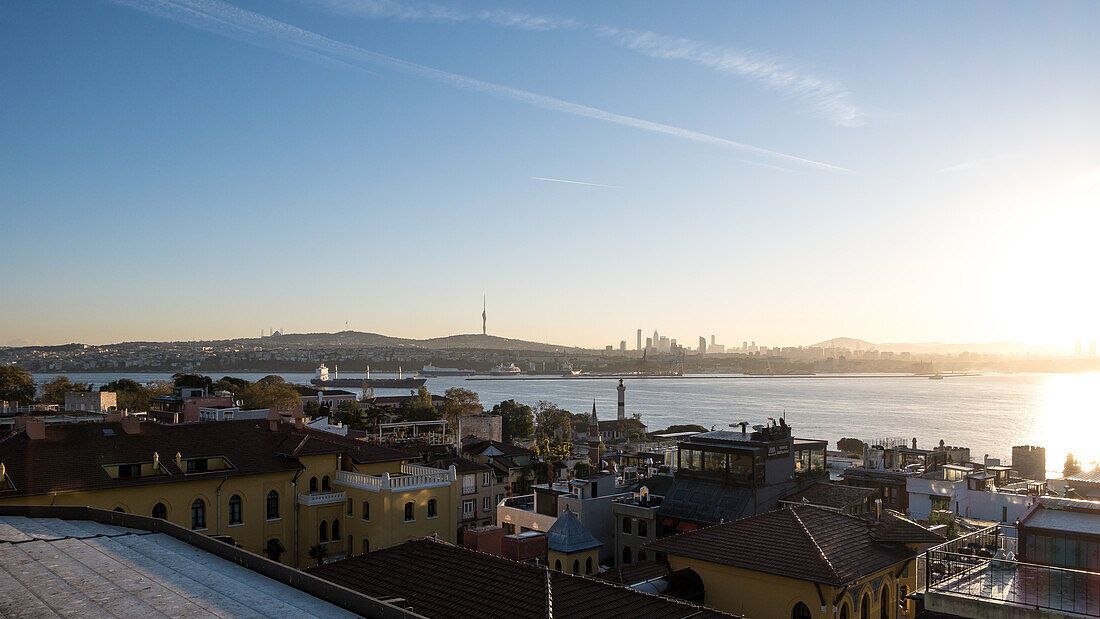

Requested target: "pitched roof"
[
  {"left": 463, "top": 438, "right": 534, "bottom": 458},
  {"left": 1067, "top": 468, "right": 1100, "bottom": 484},
  {"left": 546, "top": 509, "right": 602, "bottom": 553},
  {"left": 309, "top": 538, "right": 733, "bottom": 619},
  {"left": 0, "top": 420, "right": 407, "bottom": 497},
  {"left": 647, "top": 504, "right": 940, "bottom": 587},
  {"left": 781, "top": 482, "right": 878, "bottom": 510},
  {"left": 429, "top": 457, "right": 492, "bottom": 474}
]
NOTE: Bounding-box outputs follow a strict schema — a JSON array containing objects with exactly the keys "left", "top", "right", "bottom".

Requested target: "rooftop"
[
  {"left": 309, "top": 538, "right": 733, "bottom": 619},
  {"left": 780, "top": 482, "right": 877, "bottom": 511},
  {"left": 546, "top": 509, "right": 602, "bottom": 553},
  {"left": 648, "top": 504, "right": 942, "bottom": 587}
]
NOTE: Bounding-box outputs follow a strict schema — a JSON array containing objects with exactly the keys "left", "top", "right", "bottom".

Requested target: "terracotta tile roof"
[
  {"left": 309, "top": 538, "right": 734, "bottom": 618},
  {"left": 462, "top": 438, "right": 534, "bottom": 459},
  {"left": 781, "top": 482, "right": 878, "bottom": 510},
  {"left": 429, "top": 457, "right": 492, "bottom": 474},
  {"left": 594, "top": 560, "right": 671, "bottom": 586},
  {"left": 647, "top": 504, "right": 939, "bottom": 587},
  {"left": 0, "top": 420, "right": 406, "bottom": 498}
]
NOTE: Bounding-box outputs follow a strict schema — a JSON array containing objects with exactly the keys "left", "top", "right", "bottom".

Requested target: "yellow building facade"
[{"left": 0, "top": 417, "right": 458, "bottom": 568}]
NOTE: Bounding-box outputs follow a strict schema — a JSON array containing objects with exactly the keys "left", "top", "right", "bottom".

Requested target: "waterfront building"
[
  {"left": 906, "top": 463, "right": 1045, "bottom": 524},
  {"left": 63, "top": 390, "right": 116, "bottom": 413},
  {"left": 647, "top": 503, "right": 943, "bottom": 618},
  {"left": 657, "top": 419, "right": 829, "bottom": 530},
  {"left": 292, "top": 385, "right": 357, "bottom": 409},
  {"left": 842, "top": 439, "right": 965, "bottom": 513},
  {"left": 308, "top": 537, "right": 731, "bottom": 618},
  {"left": 1066, "top": 467, "right": 1100, "bottom": 499},
  {"left": 546, "top": 507, "right": 602, "bottom": 575},
  {"left": 698, "top": 336, "right": 707, "bottom": 354},
  {"left": 0, "top": 416, "right": 459, "bottom": 567},
  {"left": 0, "top": 505, "right": 411, "bottom": 617}
]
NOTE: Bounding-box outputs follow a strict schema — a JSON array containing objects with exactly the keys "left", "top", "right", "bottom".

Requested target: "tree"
[
  {"left": 441, "top": 387, "right": 481, "bottom": 431},
  {"left": 263, "top": 538, "right": 286, "bottom": 562},
  {"left": 308, "top": 543, "right": 328, "bottom": 566},
  {"left": 837, "top": 438, "right": 865, "bottom": 456},
  {"left": 239, "top": 379, "right": 300, "bottom": 412},
  {"left": 100, "top": 379, "right": 151, "bottom": 412},
  {"left": 172, "top": 373, "right": 212, "bottom": 391},
  {"left": 39, "top": 376, "right": 90, "bottom": 406},
  {"left": 491, "top": 399, "right": 534, "bottom": 442},
  {"left": 0, "top": 366, "right": 36, "bottom": 405},
  {"left": 396, "top": 387, "right": 439, "bottom": 422},
  {"left": 213, "top": 376, "right": 251, "bottom": 394},
  {"left": 361, "top": 405, "right": 391, "bottom": 433},
  {"left": 534, "top": 401, "right": 575, "bottom": 443},
  {"left": 654, "top": 424, "right": 708, "bottom": 435},
  {"left": 331, "top": 400, "right": 362, "bottom": 427}
]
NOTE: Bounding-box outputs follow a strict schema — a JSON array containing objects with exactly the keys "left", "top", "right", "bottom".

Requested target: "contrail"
[
  {"left": 109, "top": 0, "right": 849, "bottom": 172},
  {"left": 530, "top": 176, "right": 624, "bottom": 189}
]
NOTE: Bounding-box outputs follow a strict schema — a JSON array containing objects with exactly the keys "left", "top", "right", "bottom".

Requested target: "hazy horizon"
[{"left": 3, "top": 1, "right": 1098, "bottom": 349}]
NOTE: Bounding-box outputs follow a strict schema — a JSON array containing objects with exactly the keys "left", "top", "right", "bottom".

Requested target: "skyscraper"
[
  {"left": 637, "top": 329, "right": 642, "bottom": 351},
  {"left": 699, "top": 336, "right": 707, "bottom": 353}
]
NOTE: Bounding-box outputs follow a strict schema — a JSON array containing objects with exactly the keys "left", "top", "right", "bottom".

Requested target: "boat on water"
[
  {"left": 418, "top": 364, "right": 476, "bottom": 377},
  {"left": 489, "top": 362, "right": 522, "bottom": 376},
  {"left": 310, "top": 363, "right": 426, "bottom": 388},
  {"left": 929, "top": 373, "right": 944, "bottom": 380}
]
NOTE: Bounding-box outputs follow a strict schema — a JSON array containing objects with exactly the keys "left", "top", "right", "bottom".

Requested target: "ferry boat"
[
  {"left": 489, "top": 362, "right": 522, "bottom": 376},
  {"left": 419, "top": 364, "right": 476, "bottom": 377},
  {"left": 310, "top": 363, "right": 426, "bottom": 388}
]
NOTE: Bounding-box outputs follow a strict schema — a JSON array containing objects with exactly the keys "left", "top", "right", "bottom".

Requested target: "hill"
[{"left": 809, "top": 337, "right": 878, "bottom": 350}]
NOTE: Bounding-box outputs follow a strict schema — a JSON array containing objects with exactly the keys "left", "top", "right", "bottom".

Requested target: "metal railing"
[{"left": 920, "top": 525, "right": 1099, "bottom": 617}]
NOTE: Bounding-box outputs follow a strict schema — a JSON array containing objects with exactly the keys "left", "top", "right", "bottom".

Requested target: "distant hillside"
[
  {"left": 268, "top": 331, "right": 571, "bottom": 352},
  {"left": 809, "top": 337, "right": 878, "bottom": 350}
]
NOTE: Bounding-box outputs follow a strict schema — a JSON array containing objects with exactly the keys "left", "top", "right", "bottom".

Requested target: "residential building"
[
  {"left": 461, "top": 438, "right": 536, "bottom": 496},
  {"left": 842, "top": 439, "right": 960, "bottom": 513},
  {"left": 63, "top": 390, "right": 116, "bottom": 413},
  {"left": 429, "top": 456, "right": 505, "bottom": 537},
  {"left": 0, "top": 416, "right": 459, "bottom": 568},
  {"left": 917, "top": 496, "right": 1100, "bottom": 617},
  {"left": 907, "top": 463, "right": 1045, "bottom": 524},
  {"left": 613, "top": 483, "right": 664, "bottom": 567},
  {"left": 1066, "top": 467, "right": 1100, "bottom": 499},
  {"left": 780, "top": 481, "right": 878, "bottom": 515},
  {"left": 0, "top": 505, "right": 415, "bottom": 617},
  {"left": 309, "top": 537, "right": 733, "bottom": 618},
  {"left": 292, "top": 385, "right": 358, "bottom": 409},
  {"left": 648, "top": 503, "right": 943, "bottom": 618},
  {"left": 658, "top": 419, "right": 828, "bottom": 530}
]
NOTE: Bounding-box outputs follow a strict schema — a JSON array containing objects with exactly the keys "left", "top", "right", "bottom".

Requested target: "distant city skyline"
[{"left": 2, "top": 1, "right": 1098, "bottom": 348}]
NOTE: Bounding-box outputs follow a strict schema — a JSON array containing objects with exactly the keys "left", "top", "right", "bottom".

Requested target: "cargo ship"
[{"left": 310, "top": 363, "right": 426, "bottom": 388}]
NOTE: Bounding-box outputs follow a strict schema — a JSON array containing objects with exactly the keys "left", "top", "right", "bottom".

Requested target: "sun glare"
[{"left": 1033, "top": 373, "right": 1100, "bottom": 476}]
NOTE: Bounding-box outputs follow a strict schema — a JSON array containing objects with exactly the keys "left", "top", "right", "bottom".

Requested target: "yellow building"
[
  {"left": 546, "top": 507, "right": 602, "bottom": 576},
  {"left": 647, "top": 504, "right": 943, "bottom": 619},
  {"left": 0, "top": 415, "right": 458, "bottom": 568}
]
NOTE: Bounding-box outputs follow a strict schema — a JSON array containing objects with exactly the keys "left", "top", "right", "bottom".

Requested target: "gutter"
[
  {"left": 215, "top": 475, "right": 228, "bottom": 534},
  {"left": 292, "top": 468, "right": 302, "bottom": 569}
]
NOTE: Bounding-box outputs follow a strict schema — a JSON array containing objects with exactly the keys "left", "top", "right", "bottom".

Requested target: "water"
[{"left": 32, "top": 371, "right": 1100, "bottom": 476}]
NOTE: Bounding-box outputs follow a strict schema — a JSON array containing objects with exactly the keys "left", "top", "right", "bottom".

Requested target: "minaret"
[
  {"left": 617, "top": 379, "right": 626, "bottom": 420},
  {"left": 482, "top": 296, "right": 487, "bottom": 336}
]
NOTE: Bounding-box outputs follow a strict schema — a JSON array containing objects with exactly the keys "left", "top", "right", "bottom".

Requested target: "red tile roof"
[
  {"left": 309, "top": 538, "right": 734, "bottom": 618},
  {"left": 647, "top": 504, "right": 941, "bottom": 587},
  {"left": 0, "top": 420, "right": 407, "bottom": 498}
]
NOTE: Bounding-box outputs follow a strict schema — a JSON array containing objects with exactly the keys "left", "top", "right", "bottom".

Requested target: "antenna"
[{"left": 482, "top": 295, "right": 487, "bottom": 336}]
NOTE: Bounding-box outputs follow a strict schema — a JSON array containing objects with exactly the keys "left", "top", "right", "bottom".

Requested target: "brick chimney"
[
  {"left": 15, "top": 417, "right": 45, "bottom": 440},
  {"left": 120, "top": 415, "right": 141, "bottom": 435}
]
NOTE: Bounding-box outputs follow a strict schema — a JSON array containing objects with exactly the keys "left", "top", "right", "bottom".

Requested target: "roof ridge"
[{"left": 788, "top": 505, "right": 842, "bottom": 584}]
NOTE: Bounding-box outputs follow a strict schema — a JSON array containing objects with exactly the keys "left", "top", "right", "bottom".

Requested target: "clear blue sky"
[{"left": 2, "top": 1, "right": 1098, "bottom": 348}]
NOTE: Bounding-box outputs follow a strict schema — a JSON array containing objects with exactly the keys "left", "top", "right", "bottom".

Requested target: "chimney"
[
  {"left": 874, "top": 498, "right": 882, "bottom": 522},
  {"left": 120, "top": 415, "right": 141, "bottom": 435},
  {"left": 269, "top": 419, "right": 279, "bottom": 432},
  {"left": 15, "top": 417, "right": 46, "bottom": 440},
  {"left": 912, "top": 437, "right": 917, "bottom": 450}
]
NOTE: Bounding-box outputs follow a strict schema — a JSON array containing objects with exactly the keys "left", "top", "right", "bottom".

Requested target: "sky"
[{"left": 1, "top": 1, "right": 1099, "bottom": 349}]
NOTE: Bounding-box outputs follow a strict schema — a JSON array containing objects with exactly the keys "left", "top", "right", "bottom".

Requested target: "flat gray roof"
[{"left": 0, "top": 516, "right": 358, "bottom": 618}]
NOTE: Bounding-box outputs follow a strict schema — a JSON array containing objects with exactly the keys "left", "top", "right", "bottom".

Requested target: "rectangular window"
[
  {"left": 482, "top": 472, "right": 492, "bottom": 486},
  {"left": 186, "top": 459, "right": 208, "bottom": 473},
  {"left": 462, "top": 499, "right": 475, "bottom": 520},
  {"left": 463, "top": 474, "right": 476, "bottom": 495},
  {"left": 482, "top": 496, "right": 490, "bottom": 511},
  {"left": 117, "top": 464, "right": 140, "bottom": 479}
]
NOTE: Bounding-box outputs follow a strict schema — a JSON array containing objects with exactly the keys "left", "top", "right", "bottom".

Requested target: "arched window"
[
  {"left": 622, "top": 546, "right": 632, "bottom": 565},
  {"left": 572, "top": 559, "right": 579, "bottom": 574},
  {"left": 331, "top": 518, "right": 340, "bottom": 539},
  {"left": 880, "top": 585, "right": 890, "bottom": 619},
  {"left": 792, "top": 601, "right": 812, "bottom": 619},
  {"left": 347, "top": 498, "right": 353, "bottom": 517},
  {"left": 839, "top": 603, "right": 850, "bottom": 619},
  {"left": 622, "top": 517, "right": 632, "bottom": 534},
  {"left": 152, "top": 502, "right": 167, "bottom": 519},
  {"left": 554, "top": 559, "right": 562, "bottom": 571},
  {"left": 427, "top": 498, "right": 438, "bottom": 518},
  {"left": 404, "top": 501, "right": 414, "bottom": 521},
  {"left": 637, "top": 520, "right": 648, "bottom": 538},
  {"left": 362, "top": 501, "right": 370, "bottom": 520},
  {"left": 319, "top": 520, "right": 328, "bottom": 542},
  {"left": 362, "top": 538, "right": 370, "bottom": 554},
  {"left": 585, "top": 557, "right": 592, "bottom": 574},
  {"left": 267, "top": 491, "right": 279, "bottom": 519},
  {"left": 321, "top": 476, "right": 331, "bottom": 492},
  {"left": 228, "top": 494, "right": 242, "bottom": 525},
  {"left": 309, "top": 477, "right": 318, "bottom": 493},
  {"left": 191, "top": 499, "right": 205, "bottom": 530},
  {"left": 638, "top": 550, "right": 647, "bottom": 561},
  {"left": 860, "top": 593, "right": 870, "bottom": 619}
]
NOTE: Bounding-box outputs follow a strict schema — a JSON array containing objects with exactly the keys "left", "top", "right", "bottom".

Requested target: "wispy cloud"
[
  {"left": 111, "top": 0, "right": 849, "bottom": 172},
  {"left": 301, "top": 0, "right": 865, "bottom": 127},
  {"left": 530, "top": 176, "right": 624, "bottom": 189},
  {"left": 939, "top": 154, "right": 1010, "bottom": 173}
]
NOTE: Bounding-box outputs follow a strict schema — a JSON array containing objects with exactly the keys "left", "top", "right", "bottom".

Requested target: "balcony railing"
[
  {"left": 919, "top": 525, "right": 1100, "bottom": 617},
  {"left": 297, "top": 491, "right": 347, "bottom": 506},
  {"left": 335, "top": 464, "right": 455, "bottom": 493}
]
